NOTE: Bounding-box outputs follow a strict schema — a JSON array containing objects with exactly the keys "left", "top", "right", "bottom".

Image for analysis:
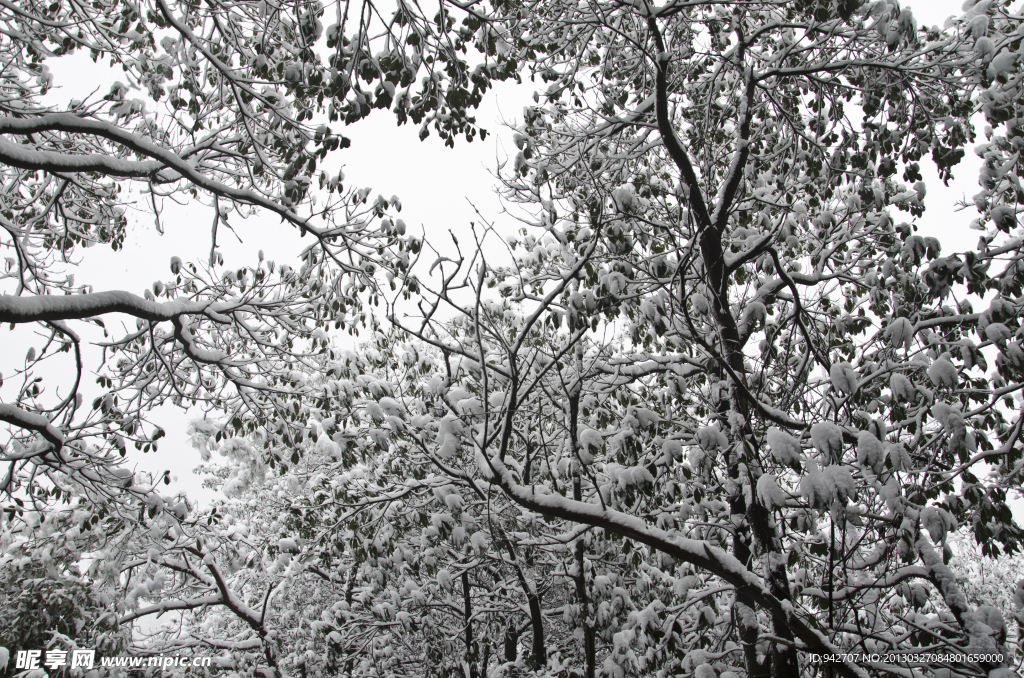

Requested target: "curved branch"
[{"left": 0, "top": 113, "right": 322, "bottom": 236}]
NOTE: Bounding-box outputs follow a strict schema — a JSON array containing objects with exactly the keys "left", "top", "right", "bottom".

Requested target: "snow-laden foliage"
[{"left": 3, "top": 0, "right": 1024, "bottom": 677}]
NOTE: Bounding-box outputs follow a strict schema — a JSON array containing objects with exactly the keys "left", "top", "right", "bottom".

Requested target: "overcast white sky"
[{"left": 21, "top": 0, "right": 1012, "bottom": 513}]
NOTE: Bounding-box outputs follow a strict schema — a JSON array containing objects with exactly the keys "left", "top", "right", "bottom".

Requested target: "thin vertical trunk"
[
  {"left": 569, "top": 390, "right": 596, "bottom": 678},
  {"left": 343, "top": 563, "right": 358, "bottom": 676},
  {"left": 462, "top": 571, "right": 479, "bottom": 678},
  {"left": 574, "top": 538, "right": 597, "bottom": 678}
]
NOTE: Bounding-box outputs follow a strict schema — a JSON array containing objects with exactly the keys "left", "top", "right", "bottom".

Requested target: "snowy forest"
[{"left": 2, "top": 0, "right": 1024, "bottom": 677}]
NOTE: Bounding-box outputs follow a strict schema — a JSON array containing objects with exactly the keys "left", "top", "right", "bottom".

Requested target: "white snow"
[
  {"left": 885, "top": 317, "right": 914, "bottom": 351},
  {"left": 921, "top": 506, "right": 948, "bottom": 542},
  {"left": 986, "top": 322, "right": 1012, "bottom": 343},
  {"left": 800, "top": 462, "right": 833, "bottom": 508},
  {"left": 856, "top": 431, "right": 885, "bottom": 474},
  {"left": 756, "top": 473, "right": 788, "bottom": 510},
  {"left": 886, "top": 442, "right": 913, "bottom": 471},
  {"left": 927, "top": 355, "right": 958, "bottom": 388},
  {"left": 696, "top": 425, "right": 729, "bottom": 451},
  {"left": 767, "top": 427, "right": 802, "bottom": 468},
  {"left": 810, "top": 422, "right": 844, "bottom": 461},
  {"left": 824, "top": 465, "right": 855, "bottom": 503},
  {"left": 889, "top": 373, "right": 915, "bottom": 401},
  {"left": 829, "top": 362, "right": 859, "bottom": 395}
]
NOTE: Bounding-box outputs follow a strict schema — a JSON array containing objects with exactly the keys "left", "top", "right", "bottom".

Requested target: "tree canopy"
[{"left": 2, "top": 0, "right": 1024, "bottom": 677}]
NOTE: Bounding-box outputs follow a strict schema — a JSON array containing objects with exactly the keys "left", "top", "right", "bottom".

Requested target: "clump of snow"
[
  {"left": 437, "top": 569, "right": 452, "bottom": 590},
  {"left": 740, "top": 301, "right": 766, "bottom": 329},
  {"left": 696, "top": 425, "right": 728, "bottom": 451},
  {"left": 456, "top": 396, "right": 483, "bottom": 416},
  {"left": 921, "top": 505, "right": 955, "bottom": 542},
  {"left": 959, "top": 338, "right": 985, "bottom": 371},
  {"left": 830, "top": 362, "right": 859, "bottom": 395},
  {"left": 885, "top": 317, "right": 914, "bottom": 351},
  {"left": 767, "top": 427, "right": 802, "bottom": 469},
  {"left": 927, "top": 355, "right": 958, "bottom": 388},
  {"left": 1002, "top": 342, "right": 1024, "bottom": 367},
  {"left": 810, "top": 422, "right": 844, "bottom": 461},
  {"left": 931, "top": 403, "right": 969, "bottom": 454},
  {"left": 579, "top": 426, "right": 603, "bottom": 454},
  {"left": 986, "top": 322, "right": 1012, "bottom": 343},
  {"left": 378, "top": 397, "right": 405, "bottom": 417},
  {"left": 612, "top": 185, "right": 636, "bottom": 212},
  {"left": 857, "top": 430, "right": 885, "bottom": 474},
  {"left": 800, "top": 462, "right": 833, "bottom": 508},
  {"left": 977, "top": 605, "right": 1006, "bottom": 643},
  {"left": 315, "top": 434, "right": 341, "bottom": 460},
  {"left": 364, "top": 401, "right": 385, "bottom": 421},
  {"left": 931, "top": 403, "right": 962, "bottom": 431},
  {"left": 688, "top": 447, "right": 708, "bottom": 473},
  {"left": 630, "top": 406, "right": 661, "bottom": 429},
  {"left": 690, "top": 292, "right": 710, "bottom": 315},
  {"left": 470, "top": 531, "right": 489, "bottom": 553},
  {"left": 887, "top": 442, "right": 913, "bottom": 471},
  {"left": 444, "top": 493, "right": 463, "bottom": 511},
  {"left": 989, "top": 296, "right": 1015, "bottom": 320},
  {"left": 990, "top": 206, "right": 1017, "bottom": 232},
  {"left": 756, "top": 473, "right": 788, "bottom": 510},
  {"left": 660, "top": 439, "right": 682, "bottom": 463},
  {"left": 825, "top": 464, "right": 855, "bottom": 503},
  {"left": 694, "top": 665, "right": 716, "bottom": 678},
  {"left": 435, "top": 414, "right": 464, "bottom": 459},
  {"left": 969, "top": 13, "right": 989, "bottom": 37},
  {"left": 890, "top": 373, "right": 915, "bottom": 401},
  {"left": 975, "top": 35, "right": 995, "bottom": 59}
]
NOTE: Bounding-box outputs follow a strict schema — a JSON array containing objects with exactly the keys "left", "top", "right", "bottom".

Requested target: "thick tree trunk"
[
  {"left": 527, "top": 590, "right": 546, "bottom": 666},
  {"left": 504, "top": 623, "right": 520, "bottom": 662},
  {"left": 648, "top": 14, "right": 799, "bottom": 675},
  {"left": 497, "top": 536, "right": 546, "bottom": 666},
  {"left": 727, "top": 447, "right": 771, "bottom": 678}
]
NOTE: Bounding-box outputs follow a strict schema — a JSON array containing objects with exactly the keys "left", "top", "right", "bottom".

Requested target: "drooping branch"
[
  {"left": 916, "top": 536, "right": 1001, "bottom": 658},
  {"left": 0, "top": 403, "right": 65, "bottom": 451}
]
